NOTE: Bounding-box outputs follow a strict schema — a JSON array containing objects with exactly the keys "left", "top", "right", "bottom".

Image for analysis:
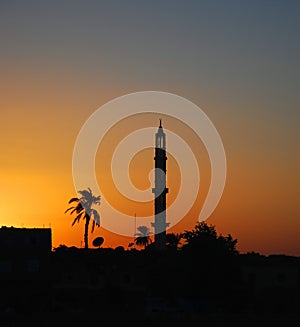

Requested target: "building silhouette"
[
  {"left": 151, "top": 119, "right": 169, "bottom": 249},
  {"left": 0, "top": 226, "right": 52, "bottom": 313}
]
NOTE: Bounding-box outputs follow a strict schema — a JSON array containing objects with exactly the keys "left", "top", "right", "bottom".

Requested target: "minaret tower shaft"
[{"left": 151, "top": 119, "right": 169, "bottom": 249}]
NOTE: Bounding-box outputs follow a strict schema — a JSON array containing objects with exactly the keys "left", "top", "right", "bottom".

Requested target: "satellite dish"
[{"left": 92, "top": 236, "right": 104, "bottom": 248}]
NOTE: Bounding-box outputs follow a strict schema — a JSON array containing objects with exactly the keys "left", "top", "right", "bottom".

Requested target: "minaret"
[{"left": 151, "top": 119, "right": 169, "bottom": 249}]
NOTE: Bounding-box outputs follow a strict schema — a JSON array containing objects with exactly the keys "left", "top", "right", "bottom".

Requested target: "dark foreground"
[
  {"left": 1, "top": 311, "right": 300, "bottom": 327},
  {"left": 1, "top": 227, "right": 300, "bottom": 327}
]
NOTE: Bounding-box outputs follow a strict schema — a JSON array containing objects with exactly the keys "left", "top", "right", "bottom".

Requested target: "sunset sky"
[{"left": 1, "top": 0, "right": 299, "bottom": 255}]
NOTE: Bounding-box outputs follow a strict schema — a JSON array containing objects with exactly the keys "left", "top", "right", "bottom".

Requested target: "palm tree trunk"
[{"left": 84, "top": 218, "right": 90, "bottom": 249}]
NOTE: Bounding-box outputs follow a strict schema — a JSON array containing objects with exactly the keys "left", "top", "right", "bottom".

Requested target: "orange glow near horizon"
[
  {"left": 1, "top": 0, "right": 300, "bottom": 258},
  {"left": 1, "top": 72, "right": 299, "bottom": 256},
  {"left": 1, "top": 97, "right": 299, "bottom": 256}
]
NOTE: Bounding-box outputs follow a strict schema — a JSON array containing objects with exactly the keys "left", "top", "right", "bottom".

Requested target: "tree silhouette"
[
  {"left": 134, "top": 225, "right": 152, "bottom": 249},
  {"left": 65, "top": 187, "right": 101, "bottom": 249},
  {"left": 182, "top": 221, "right": 238, "bottom": 256},
  {"left": 166, "top": 232, "right": 183, "bottom": 250}
]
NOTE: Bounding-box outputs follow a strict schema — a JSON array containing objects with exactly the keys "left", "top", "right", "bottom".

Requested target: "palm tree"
[
  {"left": 134, "top": 225, "right": 152, "bottom": 249},
  {"left": 65, "top": 187, "right": 101, "bottom": 249}
]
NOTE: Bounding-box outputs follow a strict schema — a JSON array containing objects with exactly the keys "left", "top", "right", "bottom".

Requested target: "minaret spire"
[{"left": 152, "top": 119, "right": 169, "bottom": 250}]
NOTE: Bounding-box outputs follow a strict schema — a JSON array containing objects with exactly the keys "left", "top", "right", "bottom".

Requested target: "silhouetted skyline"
[{"left": 0, "top": 1, "right": 299, "bottom": 255}]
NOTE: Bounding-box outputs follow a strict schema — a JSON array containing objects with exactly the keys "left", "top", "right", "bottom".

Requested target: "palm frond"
[
  {"left": 64, "top": 207, "right": 74, "bottom": 214},
  {"left": 70, "top": 207, "right": 79, "bottom": 215},
  {"left": 78, "top": 189, "right": 92, "bottom": 198},
  {"left": 91, "top": 220, "right": 95, "bottom": 233},
  {"left": 136, "top": 225, "right": 151, "bottom": 236},
  {"left": 71, "top": 216, "right": 80, "bottom": 226},
  {"left": 68, "top": 197, "right": 79, "bottom": 204},
  {"left": 75, "top": 203, "right": 83, "bottom": 213},
  {"left": 134, "top": 232, "right": 144, "bottom": 237},
  {"left": 91, "top": 209, "right": 100, "bottom": 226},
  {"left": 93, "top": 195, "right": 101, "bottom": 205}
]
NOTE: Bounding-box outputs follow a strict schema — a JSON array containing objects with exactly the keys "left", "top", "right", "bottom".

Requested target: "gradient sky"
[{"left": 1, "top": 0, "right": 299, "bottom": 255}]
